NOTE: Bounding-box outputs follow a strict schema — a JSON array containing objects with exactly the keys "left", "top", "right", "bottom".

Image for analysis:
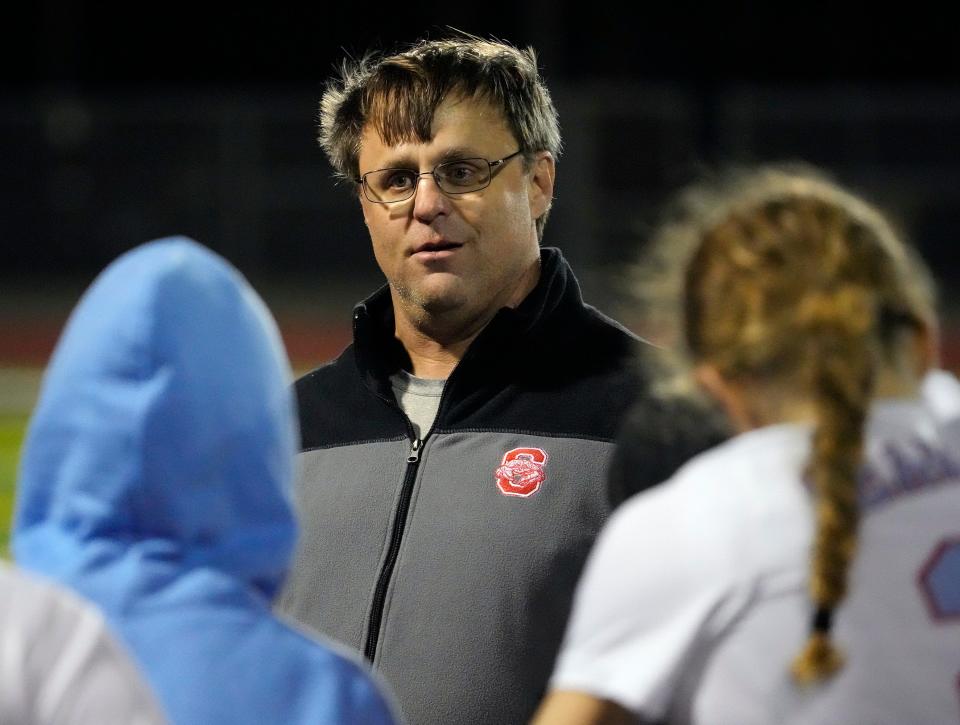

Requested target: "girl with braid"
[{"left": 533, "top": 165, "right": 960, "bottom": 725}]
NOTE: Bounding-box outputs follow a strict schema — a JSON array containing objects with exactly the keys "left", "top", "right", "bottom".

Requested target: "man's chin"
[
  {"left": 418, "top": 292, "right": 468, "bottom": 316},
  {"left": 396, "top": 276, "right": 469, "bottom": 314}
]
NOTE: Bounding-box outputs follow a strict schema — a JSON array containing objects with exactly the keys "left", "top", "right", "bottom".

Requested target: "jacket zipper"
[
  {"left": 363, "top": 435, "right": 422, "bottom": 661},
  {"left": 357, "top": 304, "right": 463, "bottom": 661}
]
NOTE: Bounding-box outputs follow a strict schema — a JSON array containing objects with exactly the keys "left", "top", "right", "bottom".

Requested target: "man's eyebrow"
[
  {"left": 372, "top": 146, "right": 483, "bottom": 171},
  {"left": 434, "top": 146, "right": 481, "bottom": 164},
  {"left": 367, "top": 152, "right": 418, "bottom": 171}
]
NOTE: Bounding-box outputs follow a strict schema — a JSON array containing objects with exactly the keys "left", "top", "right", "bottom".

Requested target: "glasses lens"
[
  {"left": 435, "top": 159, "right": 491, "bottom": 194},
  {"left": 365, "top": 169, "right": 417, "bottom": 202}
]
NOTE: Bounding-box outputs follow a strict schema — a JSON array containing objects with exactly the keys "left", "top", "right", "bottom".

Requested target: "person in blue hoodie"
[{"left": 13, "top": 237, "right": 400, "bottom": 725}]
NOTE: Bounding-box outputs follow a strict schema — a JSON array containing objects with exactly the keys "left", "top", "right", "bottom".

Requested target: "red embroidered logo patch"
[{"left": 495, "top": 447, "right": 548, "bottom": 498}]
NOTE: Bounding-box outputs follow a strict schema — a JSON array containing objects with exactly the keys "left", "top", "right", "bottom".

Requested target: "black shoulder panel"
[
  {"left": 294, "top": 347, "right": 408, "bottom": 450},
  {"left": 439, "top": 306, "right": 646, "bottom": 442}
]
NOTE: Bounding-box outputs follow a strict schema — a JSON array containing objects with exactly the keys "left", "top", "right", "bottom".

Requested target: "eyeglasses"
[{"left": 357, "top": 150, "right": 524, "bottom": 204}]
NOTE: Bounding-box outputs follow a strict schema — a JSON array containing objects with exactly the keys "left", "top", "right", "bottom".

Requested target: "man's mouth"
[{"left": 411, "top": 240, "right": 463, "bottom": 256}]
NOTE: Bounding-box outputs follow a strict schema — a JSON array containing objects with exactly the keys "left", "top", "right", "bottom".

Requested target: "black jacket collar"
[{"left": 351, "top": 247, "right": 586, "bottom": 392}]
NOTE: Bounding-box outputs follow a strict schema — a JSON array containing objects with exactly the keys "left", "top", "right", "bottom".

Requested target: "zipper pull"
[{"left": 407, "top": 438, "right": 422, "bottom": 464}]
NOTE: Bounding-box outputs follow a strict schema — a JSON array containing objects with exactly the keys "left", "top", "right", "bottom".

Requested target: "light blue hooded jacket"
[{"left": 14, "top": 238, "right": 398, "bottom": 725}]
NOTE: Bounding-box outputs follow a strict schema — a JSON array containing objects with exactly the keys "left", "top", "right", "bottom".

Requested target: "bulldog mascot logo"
[{"left": 495, "top": 447, "right": 548, "bottom": 498}]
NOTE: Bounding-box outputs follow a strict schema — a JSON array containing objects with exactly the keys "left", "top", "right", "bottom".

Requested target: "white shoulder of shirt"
[
  {"left": 550, "top": 374, "right": 960, "bottom": 719},
  {"left": 0, "top": 563, "right": 168, "bottom": 725},
  {"left": 611, "top": 422, "right": 814, "bottom": 568},
  {"left": 550, "top": 424, "right": 814, "bottom": 717}
]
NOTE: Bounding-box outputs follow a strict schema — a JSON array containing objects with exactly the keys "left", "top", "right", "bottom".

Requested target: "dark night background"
[{"left": 2, "top": 3, "right": 959, "bottom": 367}]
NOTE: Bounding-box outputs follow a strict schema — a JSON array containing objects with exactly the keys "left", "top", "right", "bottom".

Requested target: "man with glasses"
[{"left": 278, "top": 33, "right": 716, "bottom": 725}]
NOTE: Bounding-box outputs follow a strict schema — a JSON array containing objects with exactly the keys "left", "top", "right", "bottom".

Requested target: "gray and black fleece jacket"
[{"left": 278, "top": 247, "right": 721, "bottom": 725}]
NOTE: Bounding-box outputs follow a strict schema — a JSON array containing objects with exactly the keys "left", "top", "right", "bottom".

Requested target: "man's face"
[{"left": 357, "top": 94, "right": 555, "bottom": 335}]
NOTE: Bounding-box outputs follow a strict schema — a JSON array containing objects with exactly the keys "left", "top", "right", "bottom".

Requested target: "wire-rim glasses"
[{"left": 357, "top": 150, "right": 524, "bottom": 204}]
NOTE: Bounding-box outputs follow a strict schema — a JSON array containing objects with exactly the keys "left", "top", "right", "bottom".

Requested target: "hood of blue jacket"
[
  {"left": 14, "top": 237, "right": 298, "bottom": 605},
  {"left": 13, "top": 239, "right": 398, "bottom": 725}
]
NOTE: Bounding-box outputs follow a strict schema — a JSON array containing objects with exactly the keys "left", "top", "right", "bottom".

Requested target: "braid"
[
  {"left": 791, "top": 285, "right": 874, "bottom": 683},
  {"left": 658, "top": 171, "right": 932, "bottom": 685},
  {"left": 639, "top": 165, "right": 937, "bottom": 685}
]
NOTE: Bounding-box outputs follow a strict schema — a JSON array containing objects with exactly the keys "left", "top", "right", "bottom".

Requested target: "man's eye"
[
  {"left": 384, "top": 171, "right": 415, "bottom": 190},
  {"left": 441, "top": 161, "right": 483, "bottom": 186}
]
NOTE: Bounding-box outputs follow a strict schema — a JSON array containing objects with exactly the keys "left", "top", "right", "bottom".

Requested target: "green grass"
[{"left": 0, "top": 414, "right": 29, "bottom": 559}]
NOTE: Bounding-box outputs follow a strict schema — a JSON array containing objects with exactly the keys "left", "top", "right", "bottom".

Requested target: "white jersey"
[
  {"left": 549, "top": 371, "right": 960, "bottom": 724},
  {"left": 0, "top": 562, "right": 168, "bottom": 725}
]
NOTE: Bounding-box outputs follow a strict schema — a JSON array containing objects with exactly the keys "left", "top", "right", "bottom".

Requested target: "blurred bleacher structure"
[{"left": 2, "top": 82, "right": 959, "bottom": 378}]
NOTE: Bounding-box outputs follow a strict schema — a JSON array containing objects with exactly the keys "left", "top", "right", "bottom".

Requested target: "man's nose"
[{"left": 412, "top": 173, "right": 450, "bottom": 220}]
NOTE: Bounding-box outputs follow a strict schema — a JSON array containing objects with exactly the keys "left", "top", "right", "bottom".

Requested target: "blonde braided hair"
[{"left": 638, "top": 165, "right": 935, "bottom": 683}]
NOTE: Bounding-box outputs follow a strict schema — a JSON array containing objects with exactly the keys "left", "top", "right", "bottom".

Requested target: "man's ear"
[
  {"left": 528, "top": 151, "right": 555, "bottom": 221},
  {"left": 694, "top": 364, "right": 757, "bottom": 433},
  {"left": 357, "top": 187, "right": 373, "bottom": 229}
]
